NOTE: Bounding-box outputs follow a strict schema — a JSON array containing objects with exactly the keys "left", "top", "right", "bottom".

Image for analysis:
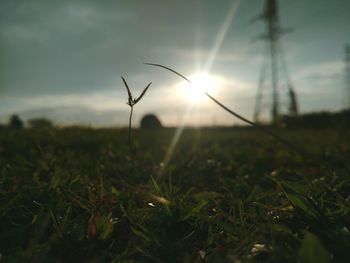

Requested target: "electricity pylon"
[{"left": 252, "top": 0, "right": 298, "bottom": 125}]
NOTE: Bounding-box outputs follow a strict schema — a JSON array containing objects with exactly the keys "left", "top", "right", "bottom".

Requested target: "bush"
[{"left": 140, "top": 114, "right": 162, "bottom": 129}]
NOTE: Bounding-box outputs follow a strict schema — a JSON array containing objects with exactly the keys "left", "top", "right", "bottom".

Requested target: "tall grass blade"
[
  {"left": 299, "top": 231, "right": 331, "bottom": 263},
  {"left": 135, "top": 82, "right": 152, "bottom": 103},
  {"left": 121, "top": 76, "right": 133, "bottom": 105},
  {"left": 144, "top": 62, "right": 309, "bottom": 158}
]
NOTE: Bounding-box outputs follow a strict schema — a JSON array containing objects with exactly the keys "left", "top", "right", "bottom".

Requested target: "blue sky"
[{"left": 1, "top": 0, "right": 349, "bottom": 126}]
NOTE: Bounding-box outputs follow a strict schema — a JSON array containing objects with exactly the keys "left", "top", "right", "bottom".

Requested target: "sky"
[{"left": 1, "top": 0, "right": 349, "bottom": 126}]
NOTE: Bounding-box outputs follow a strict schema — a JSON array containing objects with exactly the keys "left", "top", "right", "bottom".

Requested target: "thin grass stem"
[{"left": 129, "top": 106, "right": 134, "bottom": 170}]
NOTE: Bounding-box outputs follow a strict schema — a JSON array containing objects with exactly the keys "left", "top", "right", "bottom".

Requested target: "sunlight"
[
  {"left": 159, "top": 0, "right": 240, "bottom": 174},
  {"left": 176, "top": 72, "right": 223, "bottom": 103},
  {"left": 203, "top": 0, "right": 241, "bottom": 72}
]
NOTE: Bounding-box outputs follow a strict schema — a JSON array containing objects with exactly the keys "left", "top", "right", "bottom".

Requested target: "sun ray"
[
  {"left": 158, "top": 104, "right": 194, "bottom": 176},
  {"left": 204, "top": 0, "right": 241, "bottom": 73},
  {"left": 158, "top": 0, "right": 241, "bottom": 174}
]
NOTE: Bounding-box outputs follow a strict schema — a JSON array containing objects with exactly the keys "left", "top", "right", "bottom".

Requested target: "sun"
[{"left": 176, "top": 72, "right": 222, "bottom": 103}]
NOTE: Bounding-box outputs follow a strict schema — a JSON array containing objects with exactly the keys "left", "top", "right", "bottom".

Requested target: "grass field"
[{"left": 1, "top": 127, "right": 350, "bottom": 262}]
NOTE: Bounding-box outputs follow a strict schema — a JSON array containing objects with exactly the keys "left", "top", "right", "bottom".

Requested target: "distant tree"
[
  {"left": 281, "top": 109, "right": 350, "bottom": 128},
  {"left": 140, "top": 114, "right": 162, "bottom": 129},
  {"left": 28, "top": 118, "right": 53, "bottom": 129},
  {"left": 9, "top": 114, "right": 23, "bottom": 129}
]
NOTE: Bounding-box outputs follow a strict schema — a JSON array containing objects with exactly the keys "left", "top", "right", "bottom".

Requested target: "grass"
[
  {"left": 121, "top": 76, "right": 151, "bottom": 171},
  {"left": 1, "top": 126, "right": 349, "bottom": 262}
]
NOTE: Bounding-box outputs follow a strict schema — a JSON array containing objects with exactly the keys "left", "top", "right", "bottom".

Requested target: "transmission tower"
[
  {"left": 252, "top": 0, "right": 298, "bottom": 125},
  {"left": 345, "top": 44, "right": 350, "bottom": 109}
]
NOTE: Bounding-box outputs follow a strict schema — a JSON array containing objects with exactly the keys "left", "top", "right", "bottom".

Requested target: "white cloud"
[
  {"left": 57, "top": 3, "right": 134, "bottom": 32},
  {"left": 8, "top": 90, "right": 126, "bottom": 112},
  {"left": 153, "top": 45, "right": 264, "bottom": 65},
  {"left": 0, "top": 25, "right": 47, "bottom": 41},
  {"left": 294, "top": 61, "right": 343, "bottom": 80}
]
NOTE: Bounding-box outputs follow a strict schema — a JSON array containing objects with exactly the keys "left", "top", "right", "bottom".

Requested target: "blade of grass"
[
  {"left": 144, "top": 62, "right": 309, "bottom": 159},
  {"left": 135, "top": 82, "right": 152, "bottom": 103},
  {"left": 121, "top": 76, "right": 133, "bottom": 105}
]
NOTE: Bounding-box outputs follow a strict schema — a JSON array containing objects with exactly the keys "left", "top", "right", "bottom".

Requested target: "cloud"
[
  {"left": 291, "top": 61, "right": 344, "bottom": 112},
  {"left": 0, "top": 89, "right": 125, "bottom": 114},
  {"left": 0, "top": 0, "right": 348, "bottom": 124},
  {"left": 0, "top": 24, "right": 46, "bottom": 41},
  {"left": 152, "top": 46, "right": 257, "bottom": 64},
  {"left": 294, "top": 61, "right": 343, "bottom": 81},
  {"left": 292, "top": 60, "right": 344, "bottom": 102}
]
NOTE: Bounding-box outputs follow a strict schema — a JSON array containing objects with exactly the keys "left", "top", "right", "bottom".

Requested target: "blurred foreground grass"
[{"left": 0, "top": 127, "right": 350, "bottom": 262}]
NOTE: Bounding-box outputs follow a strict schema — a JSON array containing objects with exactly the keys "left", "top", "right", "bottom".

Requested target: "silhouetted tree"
[
  {"left": 140, "top": 114, "right": 162, "bottom": 129},
  {"left": 9, "top": 114, "right": 23, "bottom": 129}
]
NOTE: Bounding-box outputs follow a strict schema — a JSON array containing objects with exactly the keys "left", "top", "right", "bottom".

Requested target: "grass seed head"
[{"left": 121, "top": 76, "right": 151, "bottom": 107}]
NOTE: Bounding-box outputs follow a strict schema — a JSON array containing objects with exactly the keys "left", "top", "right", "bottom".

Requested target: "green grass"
[{"left": 1, "top": 127, "right": 350, "bottom": 262}]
